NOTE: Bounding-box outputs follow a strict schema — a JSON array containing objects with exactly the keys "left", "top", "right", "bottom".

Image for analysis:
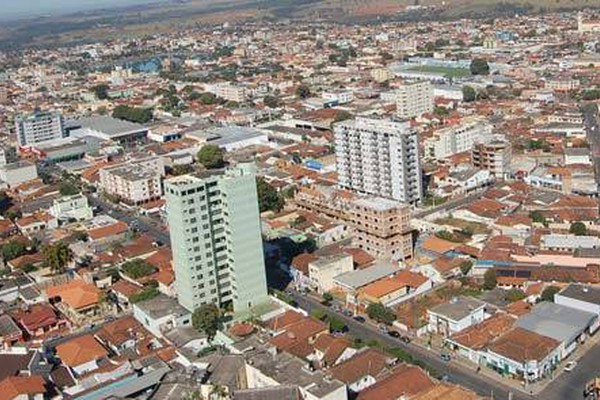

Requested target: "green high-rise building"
[{"left": 165, "top": 163, "right": 268, "bottom": 314}]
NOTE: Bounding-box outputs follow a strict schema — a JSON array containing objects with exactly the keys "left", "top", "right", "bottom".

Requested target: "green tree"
[
  {"left": 462, "top": 86, "right": 477, "bottom": 102},
  {"left": 366, "top": 303, "right": 396, "bottom": 325},
  {"left": 296, "top": 84, "right": 312, "bottom": 99},
  {"left": 91, "top": 84, "right": 109, "bottom": 100},
  {"left": 433, "top": 106, "right": 450, "bottom": 117},
  {"left": 43, "top": 241, "right": 72, "bottom": 273},
  {"left": 460, "top": 260, "right": 473, "bottom": 276},
  {"left": 1, "top": 240, "right": 27, "bottom": 261},
  {"left": 122, "top": 259, "right": 155, "bottom": 279},
  {"left": 256, "top": 177, "right": 285, "bottom": 213},
  {"left": 505, "top": 288, "right": 526, "bottom": 302},
  {"left": 334, "top": 111, "right": 353, "bottom": 123},
  {"left": 311, "top": 309, "right": 327, "bottom": 321},
  {"left": 199, "top": 92, "right": 217, "bottom": 105},
  {"left": 322, "top": 292, "right": 333, "bottom": 303},
  {"left": 59, "top": 182, "right": 80, "bottom": 196},
  {"left": 570, "top": 221, "right": 587, "bottom": 236},
  {"left": 197, "top": 145, "right": 225, "bottom": 169},
  {"left": 483, "top": 269, "right": 497, "bottom": 290},
  {"left": 130, "top": 286, "right": 159, "bottom": 303},
  {"left": 470, "top": 58, "right": 490, "bottom": 75},
  {"left": 192, "top": 303, "right": 221, "bottom": 340},
  {"left": 530, "top": 210, "right": 547, "bottom": 226},
  {"left": 329, "top": 317, "right": 346, "bottom": 332},
  {"left": 112, "top": 105, "right": 153, "bottom": 124},
  {"left": 540, "top": 286, "right": 560, "bottom": 302},
  {"left": 263, "top": 95, "right": 280, "bottom": 108}
]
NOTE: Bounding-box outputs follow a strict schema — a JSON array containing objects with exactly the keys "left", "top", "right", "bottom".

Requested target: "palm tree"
[{"left": 43, "top": 241, "right": 72, "bottom": 273}]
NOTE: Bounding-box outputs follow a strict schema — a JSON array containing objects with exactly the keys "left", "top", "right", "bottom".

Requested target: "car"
[
  {"left": 388, "top": 330, "right": 401, "bottom": 338},
  {"left": 332, "top": 305, "right": 341, "bottom": 312},
  {"left": 353, "top": 316, "right": 366, "bottom": 323},
  {"left": 342, "top": 309, "right": 353, "bottom": 317},
  {"left": 441, "top": 353, "right": 451, "bottom": 362},
  {"left": 400, "top": 336, "right": 411, "bottom": 344},
  {"left": 378, "top": 323, "right": 388, "bottom": 333},
  {"left": 564, "top": 361, "right": 577, "bottom": 372}
]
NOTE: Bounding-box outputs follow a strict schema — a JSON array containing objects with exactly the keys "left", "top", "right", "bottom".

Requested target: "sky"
[{"left": 0, "top": 0, "right": 156, "bottom": 20}]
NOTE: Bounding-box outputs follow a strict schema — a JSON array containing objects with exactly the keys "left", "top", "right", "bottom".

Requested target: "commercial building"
[
  {"left": 99, "top": 157, "right": 164, "bottom": 205},
  {"left": 15, "top": 111, "right": 65, "bottom": 147},
  {"left": 69, "top": 116, "right": 149, "bottom": 148},
  {"left": 471, "top": 139, "right": 512, "bottom": 179},
  {"left": 427, "top": 296, "right": 486, "bottom": 337},
  {"left": 165, "top": 163, "right": 268, "bottom": 314},
  {"left": 308, "top": 254, "right": 354, "bottom": 294},
  {"left": 0, "top": 161, "right": 38, "bottom": 187},
  {"left": 424, "top": 117, "right": 493, "bottom": 160},
  {"left": 395, "top": 80, "right": 433, "bottom": 119},
  {"left": 335, "top": 117, "right": 422, "bottom": 204},
  {"left": 49, "top": 194, "right": 94, "bottom": 222}
]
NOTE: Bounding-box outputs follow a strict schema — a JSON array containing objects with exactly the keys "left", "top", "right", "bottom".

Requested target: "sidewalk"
[{"left": 412, "top": 330, "right": 600, "bottom": 396}]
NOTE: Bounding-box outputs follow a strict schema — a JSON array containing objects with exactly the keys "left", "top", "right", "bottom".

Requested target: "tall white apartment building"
[
  {"left": 395, "top": 80, "right": 434, "bottom": 119},
  {"left": 335, "top": 117, "right": 423, "bottom": 204},
  {"left": 15, "top": 111, "right": 65, "bottom": 147},
  {"left": 424, "top": 117, "right": 493, "bottom": 160},
  {"left": 208, "top": 83, "right": 248, "bottom": 103},
  {"left": 99, "top": 156, "right": 164, "bottom": 205}
]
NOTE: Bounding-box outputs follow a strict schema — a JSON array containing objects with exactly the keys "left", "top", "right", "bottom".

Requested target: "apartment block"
[
  {"left": 98, "top": 157, "right": 164, "bottom": 205},
  {"left": 471, "top": 139, "right": 512, "bottom": 179},
  {"left": 395, "top": 80, "right": 433, "bottom": 119},
  {"left": 209, "top": 83, "right": 248, "bottom": 103},
  {"left": 164, "top": 163, "right": 268, "bottom": 314},
  {"left": 15, "top": 111, "right": 65, "bottom": 147},
  {"left": 50, "top": 194, "right": 94, "bottom": 222},
  {"left": 424, "top": 117, "right": 493, "bottom": 160},
  {"left": 335, "top": 117, "right": 423, "bottom": 204}
]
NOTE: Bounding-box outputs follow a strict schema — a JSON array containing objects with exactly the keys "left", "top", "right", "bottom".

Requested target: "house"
[
  {"left": 45, "top": 280, "right": 101, "bottom": 323},
  {"left": 0, "top": 219, "right": 18, "bottom": 239},
  {"left": 515, "top": 302, "right": 598, "bottom": 359},
  {"left": 269, "top": 316, "right": 329, "bottom": 360},
  {"left": 307, "top": 333, "right": 354, "bottom": 369},
  {"left": 417, "top": 257, "right": 465, "bottom": 283},
  {"left": 163, "top": 326, "right": 209, "bottom": 355},
  {"left": 0, "top": 348, "right": 43, "bottom": 380},
  {"left": 493, "top": 215, "right": 532, "bottom": 244},
  {"left": 49, "top": 193, "right": 93, "bottom": 222},
  {"left": 95, "top": 316, "right": 155, "bottom": 356},
  {"left": 0, "top": 375, "right": 46, "bottom": 400},
  {"left": 15, "top": 211, "right": 57, "bottom": 236},
  {"left": 0, "top": 315, "right": 23, "bottom": 347},
  {"left": 86, "top": 219, "right": 129, "bottom": 250},
  {"left": 555, "top": 284, "right": 600, "bottom": 317},
  {"left": 55, "top": 334, "right": 108, "bottom": 375},
  {"left": 485, "top": 327, "right": 561, "bottom": 382},
  {"left": 356, "top": 364, "right": 434, "bottom": 400},
  {"left": 328, "top": 348, "right": 395, "bottom": 393},
  {"left": 132, "top": 294, "right": 191, "bottom": 338},
  {"left": 9, "top": 303, "right": 66, "bottom": 340},
  {"left": 412, "top": 383, "right": 481, "bottom": 400},
  {"left": 428, "top": 296, "right": 486, "bottom": 337},
  {"left": 289, "top": 253, "right": 317, "bottom": 290},
  {"left": 308, "top": 254, "right": 354, "bottom": 294},
  {"left": 358, "top": 270, "right": 432, "bottom": 307},
  {"left": 334, "top": 262, "right": 401, "bottom": 309}
]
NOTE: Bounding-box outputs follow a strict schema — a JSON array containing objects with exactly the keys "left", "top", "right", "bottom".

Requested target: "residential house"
[
  {"left": 45, "top": 280, "right": 102, "bottom": 323},
  {"left": 356, "top": 364, "right": 434, "bottom": 400},
  {"left": 328, "top": 348, "right": 395, "bottom": 393},
  {"left": 0, "top": 375, "right": 46, "bottom": 400},
  {"left": 132, "top": 294, "right": 191, "bottom": 338},
  {"left": 0, "top": 315, "right": 24, "bottom": 347},
  {"left": 307, "top": 334, "right": 354, "bottom": 369},
  {"left": 55, "top": 334, "right": 108, "bottom": 375},
  {"left": 49, "top": 194, "right": 93, "bottom": 222},
  {"left": 15, "top": 211, "right": 57, "bottom": 237},
  {"left": 428, "top": 296, "right": 486, "bottom": 337},
  {"left": 10, "top": 303, "right": 66, "bottom": 341},
  {"left": 308, "top": 254, "right": 354, "bottom": 294},
  {"left": 357, "top": 270, "right": 432, "bottom": 307}
]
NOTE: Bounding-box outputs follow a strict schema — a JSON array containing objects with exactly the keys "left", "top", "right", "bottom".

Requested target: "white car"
[{"left": 564, "top": 361, "right": 577, "bottom": 372}]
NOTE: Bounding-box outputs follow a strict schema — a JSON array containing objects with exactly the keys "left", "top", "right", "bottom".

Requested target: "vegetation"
[
  {"left": 43, "top": 241, "right": 72, "bottom": 273},
  {"left": 296, "top": 84, "right": 312, "bottom": 99},
  {"left": 1, "top": 240, "right": 27, "bottom": 261},
  {"left": 122, "top": 259, "right": 155, "bottom": 279},
  {"left": 329, "top": 317, "right": 347, "bottom": 333},
  {"left": 197, "top": 145, "right": 225, "bottom": 169},
  {"left": 311, "top": 309, "right": 327, "bottom": 321},
  {"left": 540, "top": 286, "right": 561, "bottom": 303},
  {"left": 333, "top": 110, "right": 353, "bottom": 123},
  {"left": 59, "top": 182, "right": 80, "bottom": 196},
  {"left": 192, "top": 303, "right": 221, "bottom": 340},
  {"left": 483, "top": 269, "right": 497, "bottom": 290},
  {"left": 256, "top": 177, "right": 285, "bottom": 213},
  {"left": 470, "top": 58, "right": 490, "bottom": 75},
  {"left": 130, "top": 286, "right": 159, "bottom": 303},
  {"left": 529, "top": 210, "right": 548, "bottom": 226},
  {"left": 460, "top": 260, "right": 473, "bottom": 276},
  {"left": 112, "top": 105, "right": 153, "bottom": 124},
  {"left": 505, "top": 288, "right": 526, "bottom": 302},
  {"left": 263, "top": 95, "right": 281, "bottom": 108},
  {"left": 570, "top": 221, "right": 587, "bottom": 236},
  {"left": 322, "top": 292, "right": 334, "bottom": 303},
  {"left": 462, "top": 85, "right": 477, "bottom": 102},
  {"left": 91, "top": 84, "right": 109, "bottom": 100},
  {"left": 366, "top": 303, "right": 396, "bottom": 325}
]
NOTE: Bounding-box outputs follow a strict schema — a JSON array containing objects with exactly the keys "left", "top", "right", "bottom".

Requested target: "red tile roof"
[
  {"left": 56, "top": 334, "right": 108, "bottom": 367},
  {"left": 329, "top": 348, "right": 391, "bottom": 384},
  {"left": 357, "top": 364, "right": 434, "bottom": 400}
]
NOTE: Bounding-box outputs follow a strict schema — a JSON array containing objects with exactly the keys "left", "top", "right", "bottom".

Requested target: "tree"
[
  {"left": 329, "top": 317, "right": 346, "bottom": 333},
  {"left": 171, "top": 164, "right": 193, "bottom": 176},
  {"left": 130, "top": 286, "right": 159, "bottom": 303},
  {"left": 198, "top": 92, "right": 217, "bottom": 105},
  {"left": 296, "top": 84, "right": 312, "bottom": 99},
  {"left": 540, "top": 286, "right": 560, "bottom": 302},
  {"left": 433, "top": 106, "right": 450, "bottom": 117},
  {"left": 322, "top": 292, "right": 333, "bottom": 303},
  {"left": 530, "top": 210, "right": 547, "bottom": 226},
  {"left": 366, "top": 303, "right": 396, "bottom": 325},
  {"left": 43, "top": 241, "right": 72, "bottom": 273},
  {"left": 59, "top": 182, "right": 80, "bottom": 196},
  {"left": 122, "top": 259, "right": 155, "bottom": 279},
  {"left": 256, "top": 177, "right": 285, "bottom": 213},
  {"left": 483, "top": 269, "right": 497, "bottom": 290},
  {"left": 91, "top": 84, "right": 109, "bottom": 100},
  {"left": 462, "top": 86, "right": 477, "bottom": 102},
  {"left": 570, "top": 221, "right": 587, "bottom": 236},
  {"left": 460, "top": 260, "right": 473, "bottom": 276},
  {"left": 112, "top": 105, "right": 153, "bottom": 124},
  {"left": 470, "top": 58, "right": 490, "bottom": 75},
  {"left": 1, "top": 240, "right": 27, "bottom": 261},
  {"left": 505, "top": 288, "right": 526, "bottom": 302},
  {"left": 263, "top": 95, "right": 280, "bottom": 108},
  {"left": 197, "top": 145, "right": 225, "bottom": 169},
  {"left": 192, "top": 303, "right": 221, "bottom": 340}
]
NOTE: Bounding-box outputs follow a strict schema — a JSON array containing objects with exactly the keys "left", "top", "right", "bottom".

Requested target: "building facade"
[
  {"left": 50, "top": 194, "right": 94, "bottom": 222},
  {"left": 471, "top": 139, "right": 512, "bottom": 179},
  {"left": 424, "top": 118, "right": 493, "bottom": 160},
  {"left": 99, "top": 157, "right": 164, "bottom": 205},
  {"left": 395, "top": 80, "right": 433, "bottom": 119},
  {"left": 165, "top": 163, "right": 269, "bottom": 314},
  {"left": 15, "top": 111, "right": 65, "bottom": 147},
  {"left": 335, "top": 117, "right": 423, "bottom": 204}
]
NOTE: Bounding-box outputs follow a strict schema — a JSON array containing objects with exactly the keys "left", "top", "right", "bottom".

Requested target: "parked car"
[
  {"left": 400, "top": 336, "right": 411, "bottom": 344},
  {"left": 342, "top": 309, "right": 353, "bottom": 317},
  {"left": 388, "top": 330, "right": 401, "bottom": 339},
  {"left": 378, "top": 323, "right": 388, "bottom": 333},
  {"left": 353, "top": 315, "right": 366, "bottom": 323},
  {"left": 441, "top": 353, "right": 451, "bottom": 362},
  {"left": 332, "top": 305, "right": 341, "bottom": 312},
  {"left": 564, "top": 361, "right": 577, "bottom": 372}
]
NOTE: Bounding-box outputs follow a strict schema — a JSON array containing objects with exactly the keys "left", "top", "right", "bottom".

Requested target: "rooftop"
[
  {"left": 73, "top": 116, "right": 147, "bottom": 138},
  {"left": 558, "top": 284, "right": 600, "bottom": 305},
  {"left": 334, "top": 262, "right": 400, "bottom": 290},
  {"left": 428, "top": 296, "right": 486, "bottom": 322},
  {"left": 134, "top": 293, "right": 190, "bottom": 320},
  {"left": 488, "top": 327, "right": 559, "bottom": 364}
]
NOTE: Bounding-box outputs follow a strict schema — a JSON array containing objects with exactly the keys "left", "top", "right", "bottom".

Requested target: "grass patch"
[
  {"left": 435, "top": 217, "right": 491, "bottom": 235},
  {"left": 406, "top": 65, "right": 471, "bottom": 78}
]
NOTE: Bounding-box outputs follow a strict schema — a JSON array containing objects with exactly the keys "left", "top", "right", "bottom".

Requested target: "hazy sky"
[{"left": 0, "top": 0, "right": 155, "bottom": 20}]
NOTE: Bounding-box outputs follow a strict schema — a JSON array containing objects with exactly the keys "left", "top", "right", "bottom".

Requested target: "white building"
[
  {"left": 335, "top": 117, "right": 423, "bottom": 204},
  {"left": 322, "top": 90, "right": 354, "bottom": 105},
  {"left": 424, "top": 117, "right": 493, "bottom": 160},
  {"left": 208, "top": 83, "right": 248, "bottom": 103},
  {"left": 0, "top": 161, "right": 38, "bottom": 187},
  {"left": 428, "top": 296, "right": 486, "bottom": 337},
  {"left": 132, "top": 294, "right": 191, "bottom": 339},
  {"left": 395, "top": 80, "right": 433, "bottom": 119},
  {"left": 50, "top": 194, "right": 93, "bottom": 222},
  {"left": 15, "top": 111, "right": 65, "bottom": 147},
  {"left": 555, "top": 284, "right": 600, "bottom": 318},
  {"left": 308, "top": 254, "right": 354, "bottom": 294},
  {"left": 99, "top": 157, "right": 164, "bottom": 205}
]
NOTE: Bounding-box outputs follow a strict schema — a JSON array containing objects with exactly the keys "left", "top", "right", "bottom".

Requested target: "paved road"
[
  {"left": 583, "top": 104, "right": 600, "bottom": 183},
  {"left": 290, "top": 292, "right": 530, "bottom": 400}
]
